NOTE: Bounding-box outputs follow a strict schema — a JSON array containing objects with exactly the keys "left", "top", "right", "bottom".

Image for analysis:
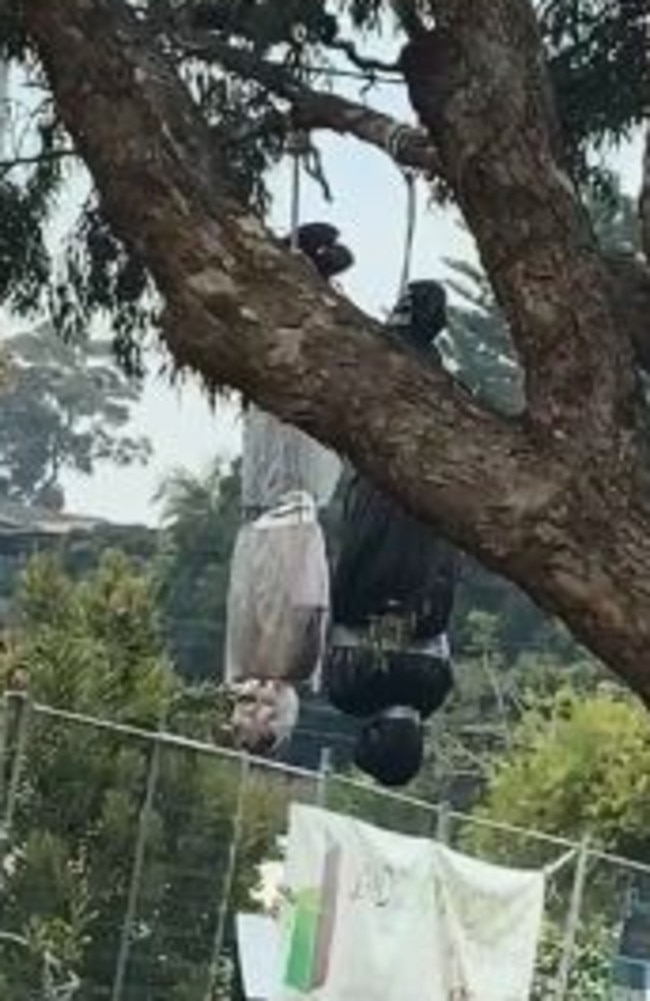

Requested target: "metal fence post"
[
  {"left": 436, "top": 801, "right": 452, "bottom": 844},
  {"left": 0, "top": 693, "right": 7, "bottom": 818},
  {"left": 315, "top": 746, "right": 332, "bottom": 809},
  {"left": 0, "top": 693, "right": 30, "bottom": 856},
  {"left": 203, "top": 754, "right": 250, "bottom": 1001},
  {"left": 111, "top": 735, "right": 161, "bottom": 1001},
  {"left": 554, "top": 835, "right": 590, "bottom": 1001}
]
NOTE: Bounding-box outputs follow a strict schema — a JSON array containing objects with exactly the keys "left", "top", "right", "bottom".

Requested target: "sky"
[{"left": 5, "top": 63, "right": 642, "bottom": 527}]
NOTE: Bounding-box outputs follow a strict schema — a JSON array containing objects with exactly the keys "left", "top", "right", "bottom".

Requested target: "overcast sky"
[{"left": 21, "top": 72, "right": 641, "bottom": 527}]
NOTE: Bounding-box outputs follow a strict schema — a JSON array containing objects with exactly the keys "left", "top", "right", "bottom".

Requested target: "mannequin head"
[
  {"left": 231, "top": 679, "right": 300, "bottom": 755},
  {"left": 354, "top": 707, "right": 424, "bottom": 787}
]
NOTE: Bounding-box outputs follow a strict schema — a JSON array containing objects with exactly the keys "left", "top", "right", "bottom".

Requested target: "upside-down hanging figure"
[
  {"left": 324, "top": 280, "right": 459, "bottom": 786},
  {"left": 224, "top": 223, "right": 353, "bottom": 755}
]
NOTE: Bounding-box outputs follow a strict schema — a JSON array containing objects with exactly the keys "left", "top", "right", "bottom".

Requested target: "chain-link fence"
[{"left": 1, "top": 692, "right": 649, "bottom": 1000}]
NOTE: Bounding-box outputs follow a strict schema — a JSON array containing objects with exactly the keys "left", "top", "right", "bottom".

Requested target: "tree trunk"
[{"left": 21, "top": 0, "right": 650, "bottom": 703}]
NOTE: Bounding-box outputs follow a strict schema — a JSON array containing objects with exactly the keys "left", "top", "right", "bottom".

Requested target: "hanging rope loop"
[
  {"left": 398, "top": 167, "right": 417, "bottom": 297},
  {"left": 286, "top": 128, "right": 310, "bottom": 252},
  {"left": 285, "top": 127, "right": 311, "bottom": 159},
  {"left": 384, "top": 122, "right": 420, "bottom": 297}
]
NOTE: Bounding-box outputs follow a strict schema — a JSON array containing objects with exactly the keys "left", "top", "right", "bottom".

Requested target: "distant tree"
[
  {"left": 0, "top": 325, "right": 150, "bottom": 511},
  {"left": 532, "top": 922, "right": 612, "bottom": 1001},
  {"left": 0, "top": 552, "right": 282, "bottom": 999},
  {"left": 154, "top": 460, "right": 240, "bottom": 681},
  {"left": 417, "top": 610, "right": 603, "bottom": 811},
  {"left": 468, "top": 689, "right": 650, "bottom": 864}
]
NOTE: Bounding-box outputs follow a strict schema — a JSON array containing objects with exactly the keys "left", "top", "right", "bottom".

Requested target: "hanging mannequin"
[
  {"left": 225, "top": 223, "right": 354, "bottom": 755},
  {"left": 324, "top": 279, "right": 459, "bottom": 786}
]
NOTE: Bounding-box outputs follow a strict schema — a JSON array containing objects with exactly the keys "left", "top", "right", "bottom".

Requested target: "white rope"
[
  {"left": 385, "top": 122, "right": 419, "bottom": 298},
  {"left": 289, "top": 146, "right": 301, "bottom": 252},
  {"left": 285, "top": 126, "right": 309, "bottom": 253},
  {"left": 385, "top": 122, "right": 411, "bottom": 164},
  {"left": 398, "top": 168, "right": 417, "bottom": 297}
]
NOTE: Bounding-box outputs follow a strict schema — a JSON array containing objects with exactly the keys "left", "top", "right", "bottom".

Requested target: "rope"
[
  {"left": 398, "top": 168, "right": 417, "bottom": 297},
  {"left": 289, "top": 141, "right": 302, "bottom": 252},
  {"left": 285, "top": 114, "right": 310, "bottom": 253}
]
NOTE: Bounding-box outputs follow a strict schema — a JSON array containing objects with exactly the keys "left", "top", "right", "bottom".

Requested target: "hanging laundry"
[{"left": 277, "top": 805, "right": 546, "bottom": 1001}]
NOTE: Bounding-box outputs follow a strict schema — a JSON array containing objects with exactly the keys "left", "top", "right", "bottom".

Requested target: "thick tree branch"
[
  {"left": 177, "top": 35, "right": 441, "bottom": 175},
  {"left": 404, "top": 0, "right": 639, "bottom": 445},
  {"left": 292, "top": 92, "right": 440, "bottom": 175},
  {"left": 178, "top": 33, "right": 650, "bottom": 369},
  {"left": 604, "top": 254, "right": 650, "bottom": 373},
  {"left": 21, "top": 0, "right": 650, "bottom": 704},
  {"left": 22, "top": 0, "right": 541, "bottom": 536}
]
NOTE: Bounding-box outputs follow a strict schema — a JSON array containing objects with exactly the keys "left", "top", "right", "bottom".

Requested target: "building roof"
[{"left": 0, "top": 498, "right": 105, "bottom": 539}]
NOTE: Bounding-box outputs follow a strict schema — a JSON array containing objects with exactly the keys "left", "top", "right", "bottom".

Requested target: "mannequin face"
[{"left": 231, "top": 681, "right": 299, "bottom": 755}]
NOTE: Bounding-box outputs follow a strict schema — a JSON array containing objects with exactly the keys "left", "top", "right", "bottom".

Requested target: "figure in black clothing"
[{"left": 324, "top": 280, "right": 458, "bottom": 787}]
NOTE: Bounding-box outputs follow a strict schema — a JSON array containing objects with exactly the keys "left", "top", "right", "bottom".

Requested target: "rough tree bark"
[{"left": 20, "top": 0, "right": 650, "bottom": 701}]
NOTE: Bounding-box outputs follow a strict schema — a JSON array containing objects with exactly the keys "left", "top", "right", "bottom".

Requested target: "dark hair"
[
  {"left": 387, "top": 279, "right": 447, "bottom": 351},
  {"left": 354, "top": 710, "right": 424, "bottom": 787}
]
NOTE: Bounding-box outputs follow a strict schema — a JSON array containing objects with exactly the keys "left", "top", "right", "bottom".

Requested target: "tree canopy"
[
  {"left": 0, "top": 0, "right": 649, "bottom": 698},
  {"left": 0, "top": 552, "right": 284, "bottom": 999},
  {"left": 154, "top": 459, "right": 239, "bottom": 681},
  {"left": 0, "top": 325, "right": 149, "bottom": 510},
  {"left": 470, "top": 689, "right": 650, "bottom": 863}
]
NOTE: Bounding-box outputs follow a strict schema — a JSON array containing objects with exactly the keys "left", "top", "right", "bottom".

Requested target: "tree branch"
[
  {"left": 0, "top": 147, "right": 75, "bottom": 173},
  {"left": 604, "top": 253, "right": 650, "bottom": 373},
  {"left": 325, "top": 37, "right": 401, "bottom": 75},
  {"left": 177, "top": 35, "right": 441, "bottom": 175},
  {"left": 292, "top": 92, "right": 440, "bottom": 176},
  {"left": 403, "top": 0, "right": 639, "bottom": 445}
]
